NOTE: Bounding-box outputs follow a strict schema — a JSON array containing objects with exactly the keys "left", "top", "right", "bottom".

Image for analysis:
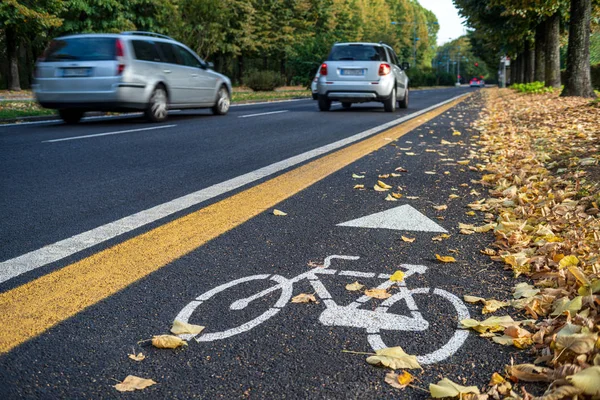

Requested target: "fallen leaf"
[
  {"left": 483, "top": 299, "right": 510, "bottom": 314},
  {"left": 457, "top": 160, "right": 470, "bottom": 165},
  {"left": 374, "top": 185, "right": 389, "bottom": 192},
  {"left": 114, "top": 375, "right": 157, "bottom": 392},
  {"left": 345, "top": 281, "right": 364, "bottom": 291},
  {"left": 513, "top": 283, "right": 540, "bottom": 299},
  {"left": 433, "top": 204, "right": 448, "bottom": 211},
  {"left": 391, "top": 173, "right": 401, "bottom": 177},
  {"left": 152, "top": 335, "right": 188, "bottom": 349},
  {"left": 558, "top": 255, "right": 579, "bottom": 269},
  {"left": 377, "top": 180, "right": 392, "bottom": 189},
  {"left": 391, "top": 192, "right": 403, "bottom": 199},
  {"left": 555, "top": 333, "right": 598, "bottom": 354},
  {"left": 567, "top": 366, "right": 600, "bottom": 396},
  {"left": 273, "top": 209, "right": 287, "bottom": 216},
  {"left": 128, "top": 352, "right": 145, "bottom": 362},
  {"left": 291, "top": 293, "right": 317, "bottom": 303},
  {"left": 385, "top": 194, "right": 398, "bottom": 201},
  {"left": 405, "top": 196, "right": 419, "bottom": 199},
  {"left": 435, "top": 254, "right": 456, "bottom": 263},
  {"left": 464, "top": 295, "right": 485, "bottom": 303},
  {"left": 390, "top": 271, "right": 405, "bottom": 282},
  {"left": 489, "top": 372, "right": 505, "bottom": 386},
  {"left": 385, "top": 371, "right": 414, "bottom": 389},
  {"left": 353, "top": 184, "right": 365, "bottom": 189},
  {"left": 430, "top": 378, "right": 480, "bottom": 398},
  {"left": 395, "top": 167, "right": 408, "bottom": 172},
  {"left": 452, "top": 130, "right": 462, "bottom": 136},
  {"left": 449, "top": 194, "right": 460, "bottom": 199},
  {"left": 506, "top": 364, "right": 550, "bottom": 382},
  {"left": 432, "top": 234, "right": 451, "bottom": 241},
  {"left": 480, "top": 248, "right": 496, "bottom": 256},
  {"left": 366, "top": 347, "right": 422, "bottom": 369},
  {"left": 492, "top": 334, "right": 533, "bottom": 349},
  {"left": 405, "top": 152, "right": 416, "bottom": 156},
  {"left": 171, "top": 320, "right": 205, "bottom": 335},
  {"left": 460, "top": 315, "right": 517, "bottom": 333},
  {"left": 352, "top": 173, "right": 365, "bottom": 179},
  {"left": 378, "top": 174, "right": 390, "bottom": 178},
  {"left": 425, "top": 171, "right": 436, "bottom": 175},
  {"left": 401, "top": 236, "right": 415, "bottom": 243},
  {"left": 364, "top": 288, "right": 391, "bottom": 299},
  {"left": 551, "top": 296, "right": 583, "bottom": 316}
]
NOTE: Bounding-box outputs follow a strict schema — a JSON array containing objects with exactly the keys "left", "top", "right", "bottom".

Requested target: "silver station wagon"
[
  {"left": 33, "top": 32, "right": 232, "bottom": 123},
  {"left": 316, "top": 42, "right": 409, "bottom": 112}
]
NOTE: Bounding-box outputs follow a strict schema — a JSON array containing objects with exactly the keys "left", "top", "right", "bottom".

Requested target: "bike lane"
[{"left": 0, "top": 93, "right": 525, "bottom": 398}]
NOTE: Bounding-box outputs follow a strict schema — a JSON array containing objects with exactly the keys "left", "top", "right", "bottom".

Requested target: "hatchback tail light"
[
  {"left": 320, "top": 63, "right": 328, "bottom": 76},
  {"left": 115, "top": 39, "right": 125, "bottom": 75},
  {"left": 378, "top": 63, "right": 391, "bottom": 76}
]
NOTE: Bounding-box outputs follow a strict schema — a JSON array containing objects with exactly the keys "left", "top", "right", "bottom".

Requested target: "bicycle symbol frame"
[{"left": 175, "top": 255, "right": 470, "bottom": 365}]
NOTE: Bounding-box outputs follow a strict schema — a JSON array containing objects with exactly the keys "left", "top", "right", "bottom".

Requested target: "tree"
[
  {"left": 561, "top": 0, "right": 596, "bottom": 97},
  {"left": 0, "top": 0, "right": 62, "bottom": 90}
]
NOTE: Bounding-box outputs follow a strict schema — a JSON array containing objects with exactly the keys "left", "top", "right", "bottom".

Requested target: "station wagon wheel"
[
  {"left": 399, "top": 87, "right": 409, "bottom": 109},
  {"left": 212, "top": 86, "right": 230, "bottom": 115},
  {"left": 341, "top": 102, "right": 352, "bottom": 109},
  {"left": 383, "top": 87, "right": 396, "bottom": 112},
  {"left": 145, "top": 85, "right": 168, "bottom": 122},
  {"left": 59, "top": 109, "right": 84, "bottom": 124}
]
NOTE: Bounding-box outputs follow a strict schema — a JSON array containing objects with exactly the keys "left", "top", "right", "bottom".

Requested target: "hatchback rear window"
[
  {"left": 44, "top": 38, "right": 117, "bottom": 62},
  {"left": 327, "top": 45, "right": 387, "bottom": 62}
]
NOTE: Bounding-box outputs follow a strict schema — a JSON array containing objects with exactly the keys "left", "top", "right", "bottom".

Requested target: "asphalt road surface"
[{"left": 0, "top": 88, "right": 526, "bottom": 399}]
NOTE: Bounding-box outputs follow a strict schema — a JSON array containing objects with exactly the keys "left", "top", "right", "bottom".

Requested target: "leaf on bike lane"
[
  {"left": 291, "top": 293, "right": 317, "bottom": 303},
  {"left": 377, "top": 180, "right": 393, "bottom": 189},
  {"left": 151, "top": 335, "right": 188, "bottom": 349},
  {"left": 128, "top": 352, "right": 145, "bottom": 362},
  {"left": 345, "top": 281, "right": 364, "bottom": 291},
  {"left": 429, "top": 378, "right": 480, "bottom": 398},
  {"left": 364, "top": 288, "right": 391, "bottom": 299},
  {"left": 390, "top": 271, "right": 405, "bottom": 282},
  {"left": 273, "top": 209, "right": 287, "bottom": 216},
  {"left": 366, "top": 346, "right": 422, "bottom": 370},
  {"left": 385, "top": 371, "right": 413, "bottom": 389},
  {"left": 435, "top": 254, "right": 456, "bottom": 263},
  {"left": 114, "top": 375, "right": 157, "bottom": 392},
  {"left": 460, "top": 315, "right": 517, "bottom": 333},
  {"left": 170, "top": 320, "right": 205, "bottom": 335},
  {"left": 401, "top": 236, "right": 415, "bottom": 243}
]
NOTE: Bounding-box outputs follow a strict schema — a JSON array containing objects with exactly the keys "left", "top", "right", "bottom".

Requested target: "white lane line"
[
  {"left": 0, "top": 93, "right": 468, "bottom": 284},
  {"left": 238, "top": 110, "right": 289, "bottom": 118},
  {"left": 42, "top": 124, "right": 177, "bottom": 143}
]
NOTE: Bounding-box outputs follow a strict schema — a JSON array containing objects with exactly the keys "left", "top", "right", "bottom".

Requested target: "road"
[{"left": 0, "top": 87, "right": 524, "bottom": 398}]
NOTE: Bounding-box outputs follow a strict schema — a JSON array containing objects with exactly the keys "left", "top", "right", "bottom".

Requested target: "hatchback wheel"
[
  {"left": 59, "top": 109, "right": 84, "bottom": 124},
  {"left": 383, "top": 87, "right": 396, "bottom": 112},
  {"left": 145, "top": 86, "right": 168, "bottom": 122},
  {"left": 398, "top": 88, "right": 409, "bottom": 109},
  {"left": 212, "top": 86, "right": 230, "bottom": 115},
  {"left": 318, "top": 95, "right": 331, "bottom": 111}
]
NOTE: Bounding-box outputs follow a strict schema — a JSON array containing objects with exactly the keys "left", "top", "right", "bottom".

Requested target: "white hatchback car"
[
  {"left": 33, "top": 31, "right": 232, "bottom": 123},
  {"left": 316, "top": 42, "right": 409, "bottom": 112}
]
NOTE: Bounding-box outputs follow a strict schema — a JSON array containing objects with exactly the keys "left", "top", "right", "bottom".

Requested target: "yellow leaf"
[
  {"left": 390, "top": 271, "right": 405, "bottom": 282},
  {"left": 374, "top": 185, "right": 389, "bottom": 192},
  {"left": 377, "top": 180, "right": 392, "bottom": 189},
  {"left": 559, "top": 255, "right": 579, "bottom": 269},
  {"left": 395, "top": 167, "right": 408, "bottom": 172},
  {"left": 457, "top": 160, "right": 470, "bottom": 165},
  {"left": 353, "top": 184, "right": 365, "bottom": 189},
  {"left": 506, "top": 364, "right": 550, "bottom": 382},
  {"left": 352, "top": 173, "right": 365, "bottom": 179},
  {"left": 425, "top": 171, "right": 436, "bottom": 175},
  {"left": 366, "top": 347, "right": 422, "bottom": 370},
  {"left": 567, "top": 366, "right": 600, "bottom": 396},
  {"left": 152, "top": 335, "right": 188, "bottom": 349},
  {"left": 405, "top": 152, "right": 416, "bottom": 156},
  {"left": 460, "top": 315, "right": 517, "bottom": 333},
  {"left": 430, "top": 378, "right": 480, "bottom": 398},
  {"left": 170, "top": 320, "right": 205, "bottom": 335},
  {"left": 567, "top": 266, "right": 591, "bottom": 287},
  {"left": 128, "top": 352, "right": 145, "bottom": 362},
  {"left": 291, "top": 293, "right": 317, "bottom": 303},
  {"left": 513, "top": 282, "right": 540, "bottom": 299},
  {"left": 391, "top": 192, "right": 403, "bottom": 199},
  {"left": 114, "top": 375, "right": 157, "bottom": 392},
  {"left": 385, "top": 371, "right": 414, "bottom": 389},
  {"left": 482, "top": 299, "right": 510, "bottom": 314},
  {"left": 492, "top": 335, "right": 533, "bottom": 349},
  {"left": 385, "top": 194, "right": 398, "bottom": 202},
  {"left": 433, "top": 204, "right": 448, "bottom": 211},
  {"left": 364, "top": 288, "right": 391, "bottom": 299},
  {"left": 273, "top": 209, "right": 287, "bottom": 216},
  {"left": 463, "top": 295, "right": 485, "bottom": 303},
  {"left": 435, "top": 254, "right": 456, "bottom": 263},
  {"left": 489, "top": 372, "right": 505, "bottom": 386},
  {"left": 452, "top": 130, "right": 461, "bottom": 136},
  {"left": 378, "top": 174, "right": 390, "bottom": 178},
  {"left": 465, "top": 211, "right": 475, "bottom": 216},
  {"left": 345, "top": 281, "right": 364, "bottom": 291},
  {"left": 449, "top": 194, "right": 460, "bottom": 199},
  {"left": 440, "top": 139, "right": 452, "bottom": 145},
  {"left": 401, "top": 236, "right": 415, "bottom": 243},
  {"left": 432, "top": 234, "right": 450, "bottom": 241},
  {"left": 391, "top": 173, "right": 401, "bottom": 177},
  {"left": 555, "top": 333, "right": 598, "bottom": 354},
  {"left": 551, "top": 296, "right": 583, "bottom": 316}
]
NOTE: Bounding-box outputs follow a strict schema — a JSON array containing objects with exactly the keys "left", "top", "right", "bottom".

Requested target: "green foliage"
[
  {"left": 592, "top": 63, "right": 600, "bottom": 90},
  {"left": 243, "top": 70, "right": 284, "bottom": 91},
  {"left": 591, "top": 33, "right": 600, "bottom": 65},
  {"left": 512, "top": 81, "right": 556, "bottom": 94}
]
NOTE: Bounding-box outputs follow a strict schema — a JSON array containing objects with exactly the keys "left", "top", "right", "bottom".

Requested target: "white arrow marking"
[{"left": 337, "top": 204, "right": 447, "bottom": 233}]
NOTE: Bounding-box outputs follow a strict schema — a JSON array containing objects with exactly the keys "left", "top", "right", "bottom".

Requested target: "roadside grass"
[{"left": 0, "top": 88, "right": 311, "bottom": 121}]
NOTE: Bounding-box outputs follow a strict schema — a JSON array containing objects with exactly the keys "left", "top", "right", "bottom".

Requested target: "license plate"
[
  {"left": 341, "top": 69, "right": 365, "bottom": 76},
  {"left": 62, "top": 68, "right": 91, "bottom": 77}
]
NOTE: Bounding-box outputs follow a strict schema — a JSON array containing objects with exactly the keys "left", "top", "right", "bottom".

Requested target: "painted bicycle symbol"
[{"left": 175, "top": 255, "right": 470, "bottom": 365}]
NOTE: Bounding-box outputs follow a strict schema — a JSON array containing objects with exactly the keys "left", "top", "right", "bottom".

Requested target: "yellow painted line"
[{"left": 0, "top": 94, "right": 469, "bottom": 353}]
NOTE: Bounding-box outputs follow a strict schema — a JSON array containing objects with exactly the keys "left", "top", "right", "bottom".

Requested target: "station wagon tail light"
[
  {"left": 115, "top": 39, "right": 125, "bottom": 75},
  {"left": 378, "top": 63, "right": 391, "bottom": 76},
  {"left": 320, "top": 63, "right": 328, "bottom": 76}
]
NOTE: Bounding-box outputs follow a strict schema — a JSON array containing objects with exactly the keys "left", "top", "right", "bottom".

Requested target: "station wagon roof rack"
[{"left": 121, "top": 31, "right": 174, "bottom": 41}]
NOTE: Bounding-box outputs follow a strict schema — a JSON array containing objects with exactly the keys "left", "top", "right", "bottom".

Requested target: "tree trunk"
[
  {"left": 525, "top": 41, "right": 535, "bottom": 83},
  {"left": 534, "top": 22, "right": 546, "bottom": 82},
  {"left": 561, "top": 0, "right": 596, "bottom": 97},
  {"left": 510, "top": 56, "right": 516, "bottom": 85},
  {"left": 518, "top": 53, "right": 525, "bottom": 83},
  {"left": 6, "top": 27, "right": 22, "bottom": 91},
  {"left": 545, "top": 12, "right": 561, "bottom": 88}
]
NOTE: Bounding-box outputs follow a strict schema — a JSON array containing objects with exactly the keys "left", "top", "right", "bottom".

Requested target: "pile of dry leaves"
[{"left": 456, "top": 89, "right": 600, "bottom": 399}]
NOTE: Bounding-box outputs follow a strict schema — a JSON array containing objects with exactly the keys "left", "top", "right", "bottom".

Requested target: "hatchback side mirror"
[
  {"left": 401, "top": 62, "right": 410, "bottom": 70},
  {"left": 207, "top": 62, "right": 214, "bottom": 69}
]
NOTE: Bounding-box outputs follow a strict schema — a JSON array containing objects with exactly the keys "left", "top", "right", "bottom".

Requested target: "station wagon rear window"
[
  {"left": 44, "top": 38, "right": 117, "bottom": 62},
  {"left": 327, "top": 45, "right": 387, "bottom": 62}
]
